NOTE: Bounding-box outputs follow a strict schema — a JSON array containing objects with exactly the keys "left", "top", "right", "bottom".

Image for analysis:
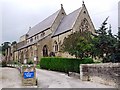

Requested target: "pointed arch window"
[
  {"left": 83, "top": 11, "right": 86, "bottom": 14},
  {"left": 30, "top": 46, "right": 33, "bottom": 57},
  {"left": 41, "top": 31, "right": 45, "bottom": 37},
  {"left": 43, "top": 45, "right": 48, "bottom": 57},
  {"left": 37, "top": 35, "right": 39, "bottom": 39},
  {"left": 30, "top": 37, "right": 33, "bottom": 42},
  {"left": 54, "top": 41, "right": 58, "bottom": 52}
]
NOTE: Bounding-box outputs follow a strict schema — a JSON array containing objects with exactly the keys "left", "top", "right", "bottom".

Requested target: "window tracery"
[{"left": 79, "top": 18, "right": 89, "bottom": 32}]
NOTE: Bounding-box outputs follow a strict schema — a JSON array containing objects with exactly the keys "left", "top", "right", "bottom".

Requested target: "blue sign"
[{"left": 24, "top": 72, "right": 34, "bottom": 79}]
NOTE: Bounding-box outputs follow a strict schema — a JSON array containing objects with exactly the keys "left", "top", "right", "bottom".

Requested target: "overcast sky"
[{"left": 1, "top": 0, "right": 120, "bottom": 43}]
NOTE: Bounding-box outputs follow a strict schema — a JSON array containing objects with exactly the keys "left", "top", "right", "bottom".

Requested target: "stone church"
[{"left": 6, "top": 2, "right": 95, "bottom": 63}]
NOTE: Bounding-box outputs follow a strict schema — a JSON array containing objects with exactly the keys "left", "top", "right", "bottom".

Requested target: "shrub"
[
  {"left": 40, "top": 57, "right": 94, "bottom": 73},
  {"left": 27, "top": 60, "right": 33, "bottom": 65},
  {"left": 2, "top": 60, "right": 7, "bottom": 67},
  {"left": 36, "top": 65, "right": 40, "bottom": 69},
  {"left": 13, "top": 61, "right": 18, "bottom": 64}
]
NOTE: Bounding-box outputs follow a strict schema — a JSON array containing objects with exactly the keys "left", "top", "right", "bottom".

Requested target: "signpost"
[
  {"left": 24, "top": 71, "right": 34, "bottom": 79},
  {"left": 21, "top": 65, "right": 36, "bottom": 86}
]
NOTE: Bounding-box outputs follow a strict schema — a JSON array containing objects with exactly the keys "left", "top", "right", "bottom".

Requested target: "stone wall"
[{"left": 80, "top": 63, "right": 120, "bottom": 88}]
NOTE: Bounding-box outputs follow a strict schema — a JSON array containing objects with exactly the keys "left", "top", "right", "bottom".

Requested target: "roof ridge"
[{"left": 67, "top": 7, "right": 81, "bottom": 16}]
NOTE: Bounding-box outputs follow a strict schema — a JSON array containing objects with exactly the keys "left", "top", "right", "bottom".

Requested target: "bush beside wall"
[{"left": 40, "top": 57, "right": 93, "bottom": 73}]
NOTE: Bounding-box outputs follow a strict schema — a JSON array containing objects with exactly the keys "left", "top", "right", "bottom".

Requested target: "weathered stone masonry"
[{"left": 80, "top": 63, "right": 120, "bottom": 88}]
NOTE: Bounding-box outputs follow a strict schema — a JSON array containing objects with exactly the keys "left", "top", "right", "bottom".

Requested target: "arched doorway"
[{"left": 43, "top": 45, "right": 48, "bottom": 57}]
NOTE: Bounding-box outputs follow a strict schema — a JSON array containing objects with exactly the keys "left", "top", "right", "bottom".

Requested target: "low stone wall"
[
  {"left": 7, "top": 64, "right": 21, "bottom": 73},
  {"left": 80, "top": 63, "right": 120, "bottom": 88}
]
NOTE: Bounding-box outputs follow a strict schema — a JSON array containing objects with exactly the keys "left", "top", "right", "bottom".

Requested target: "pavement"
[
  {"left": 0, "top": 67, "right": 115, "bottom": 89},
  {"left": 36, "top": 69, "right": 115, "bottom": 88},
  {"left": 0, "top": 67, "right": 22, "bottom": 89}
]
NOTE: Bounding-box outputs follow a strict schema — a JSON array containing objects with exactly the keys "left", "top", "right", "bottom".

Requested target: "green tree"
[
  {"left": 1, "top": 42, "right": 11, "bottom": 56},
  {"left": 93, "top": 17, "right": 117, "bottom": 62},
  {"left": 92, "top": 17, "right": 109, "bottom": 61},
  {"left": 106, "top": 25, "right": 117, "bottom": 62},
  {"left": 11, "top": 41, "right": 17, "bottom": 45},
  {"left": 90, "top": 35, "right": 101, "bottom": 59},
  {"left": 113, "top": 28, "right": 120, "bottom": 62},
  {"left": 62, "top": 31, "right": 93, "bottom": 59}
]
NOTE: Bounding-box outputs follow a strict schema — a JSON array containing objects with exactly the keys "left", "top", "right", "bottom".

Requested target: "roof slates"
[
  {"left": 53, "top": 8, "right": 82, "bottom": 36},
  {"left": 27, "top": 10, "right": 61, "bottom": 38}
]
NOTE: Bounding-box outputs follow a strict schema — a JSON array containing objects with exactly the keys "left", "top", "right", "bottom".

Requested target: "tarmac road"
[
  {"left": 36, "top": 69, "right": 115, "bottom": 88},
  {"left": 0, "top": 67, "right": 22, "bottom": 89}
]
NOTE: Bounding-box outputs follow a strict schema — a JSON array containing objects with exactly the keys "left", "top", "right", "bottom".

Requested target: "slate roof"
[
  {"left": 53, "top": 8, "right": 82, "bottom": 36},
  {"left": 17, "top": 7, "right": 83, "bottom": 50},
  {"left": 27, "top": 10, "right": 61, "bottom": 38}
]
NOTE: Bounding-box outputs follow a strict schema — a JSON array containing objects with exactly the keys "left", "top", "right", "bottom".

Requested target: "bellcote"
[
  {"left": 61, "top": 4, "right": 63, "bottom": 9},
  {"left": 82, "top": 1, "right": 85, "bottom": 7}
]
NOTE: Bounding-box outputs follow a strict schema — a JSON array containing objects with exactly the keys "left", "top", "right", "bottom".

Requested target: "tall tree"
[
  {"left": 11, "top": 41, "right": 17, "bottom": 45},
  {"left": 94, "top": 17, "right": 109, "bottom": 61},
  {"left": 113, "top": 28, "right": 120, "bottom": 62},
  {"left": 106, "top": 25, "right": 117, "bottom": 62},
  {"left": 93, "top": 17, "right": 118, "bottom": 62},
  {"left": 1, "top": 42, "right": 11, "bottom": 56}
]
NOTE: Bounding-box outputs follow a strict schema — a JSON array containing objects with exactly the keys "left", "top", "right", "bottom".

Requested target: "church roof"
[
  {"left": 27, "top": 7, "right": 82, "bottom": 38},
  {"left": 27, "top": 10, "right": 61, "bottom": 38},
  {"left": 53, "top": 8, "right": 82, "bottom": 36}
]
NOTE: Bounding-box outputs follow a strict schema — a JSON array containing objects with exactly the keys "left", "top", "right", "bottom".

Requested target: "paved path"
[
  {"left": 36, "top": 69, "right": 115, "bottom": 88},
  {"left": 0, "top": 67, "right": 22, "bottom": 89},
  {"left": 0, "top": 67, "right": 115, "bottom": 89}
]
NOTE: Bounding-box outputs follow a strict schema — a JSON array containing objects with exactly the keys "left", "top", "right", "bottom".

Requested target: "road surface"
[
  {"left": 36, "top": 69, "right": 115, "bottom": 88},
  {"left": 0, "top": 67, "right": 22, "bottom": 89},
  {"left": 0, "top": 67, "right": 115, "bottom": 89}
]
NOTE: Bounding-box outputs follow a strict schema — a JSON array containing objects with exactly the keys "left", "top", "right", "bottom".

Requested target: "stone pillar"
[{"left": 80, "top": 64, "right": 89, "bottom": 81}]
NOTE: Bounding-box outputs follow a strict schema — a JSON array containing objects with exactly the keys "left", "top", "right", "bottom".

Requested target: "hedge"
[{"left": 40, "top": 57, "right": 94, "bottom": 73}]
